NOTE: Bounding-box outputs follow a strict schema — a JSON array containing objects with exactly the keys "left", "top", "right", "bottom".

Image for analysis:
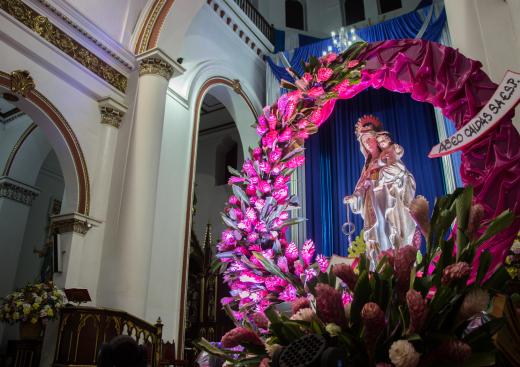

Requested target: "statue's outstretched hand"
[{"left": 343, "top": 195, "right": 355, "bottom": 205}]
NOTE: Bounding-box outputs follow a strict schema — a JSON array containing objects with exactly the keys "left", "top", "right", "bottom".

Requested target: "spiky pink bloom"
[
  {"left": 252, "top": 312, "right": 269, "bottom": 329},
  {"left": 394, "top": 246, "right": 417, "bottom": 296},
  {"left": 292, "top": 297, "right": 310, "bottom": 314},
  {"left": 333, "top": 79, "right": 350, "bottom": 95},
  {"left": 347, "top": 60, "right": 360, "bottom": 68},
  {"left": 315, "top": 284, "right": 347, "bottom": 327},
  {"left": 258, "top": 181, "right": 271, "bottom": 193},
  {"left": 256, "top": 124, "right": 268, "bottom": 136},
  {"left": 287, "top": 155, "right": 305, "bottom": 169},
  {"left": 325, "top": 53, "right": 337, "bottom": 64},
  {"left": 221, "top": 327, "right": 263, "bottom": 348},
  {"left": 317, "top": 67, "right": 334, "bottom": 82},
  {"left": 294, "top": 260, "right": 304, "bottom": 276},
  {"left": 303, "top": 72, "right": 313, "bottom": 81},
  {"left": 264, "top": 276, "right": 287, "bottom": 291},
  {"left": 406, "top": 289, "right": 428, "bottom": 333},
  {"left": 309, "top": 109, "right": 322, "bottom": 125},
  {"left": 304, "top": 268, "right": 317, "bottom": 282},
  {"left": 279, "top": 284, "right": 297, "bottom": 302},
  {"left": 442, "top": 262, "right": 471, "bottom": 285},
  {"left": 307, "top": 87, "right": 325, "bottom": 98},
  {"left": 252, "top": 146, "right": 262, "bottom": 160},
  {"left": 302, "top": 240, "right": 316, "bottom": 265},
  {"left": 268, "top": 114, "right": 277, "bottom": 131},
  {"left": 362, "top": 302, "right": 385, "bottom": 342},
  {"left": 269, "top": 147, "right": 282, "bottom": 163},
  {"left": 285, "top": 242, "right": 299, "bottom": 262},
  {"left": 274, "top": 175, "right": 290, "bottom": 189},
  {"left": 262, "top": 131, "right": 278, "bottom": 147},
  {"left": 246, "top": 184, "right": 257, "bottom": 196},
  {"left": 247, "top": 233, "right": 258, "bottom": 243},
  {"left": 342, "top": 291, "right": 353, "bottom": 305},
  {"left": 316, "top": 254, "right": 329, "bottom": 273},
  {"left": 273, "top": 188, "right": 289, "bottom": 203},
  {"left": 333, "top": 263, "right": 358, "bottom": 290},
  {"left": 277, "top": 256, "right": 289, "bottom": 273}
]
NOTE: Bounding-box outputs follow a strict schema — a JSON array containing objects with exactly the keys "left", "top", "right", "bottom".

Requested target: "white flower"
[
  {"left": 389, "top": 340, "right": 421, "bottom": 367},
  {"left": 325, "top": 323, "right": 342, "bottom": 336},
  {"left": 459, "top": 289, "right": 489, "bottom": 320},
  {"left": 290, "top": 308, "right": 315, "bottom": 322}
]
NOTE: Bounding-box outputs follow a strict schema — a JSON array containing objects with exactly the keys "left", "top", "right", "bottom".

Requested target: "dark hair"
[{"left": 97, "top": 335, "right": 148, "bottom": 367}]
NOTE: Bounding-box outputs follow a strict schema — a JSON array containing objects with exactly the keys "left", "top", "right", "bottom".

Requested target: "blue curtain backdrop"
[{"left": 304, "top": 88, "right": 446, "bottom": 256}]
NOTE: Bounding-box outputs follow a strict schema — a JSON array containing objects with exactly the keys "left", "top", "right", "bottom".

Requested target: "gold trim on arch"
[
  {"left": 177, "top": 76, "right": 258, "bottom": 357},
  {"left": 134, "top": 0, "right": 175, "bottom": 54},
  {"left": 0, "top": 70, "right": 91, "bottom": 215},
  {"left": 2, "top": 123, "right": 37, "bottom": 176}
]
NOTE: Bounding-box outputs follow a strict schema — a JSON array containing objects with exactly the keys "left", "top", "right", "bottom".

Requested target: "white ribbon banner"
[{"left": 429, "top": 70, "right": 520, "bottom": 158}]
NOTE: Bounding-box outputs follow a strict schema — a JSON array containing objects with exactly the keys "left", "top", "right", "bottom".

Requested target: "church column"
[{"left": 109, "top": 48, "right": 184, "bottom": 318}]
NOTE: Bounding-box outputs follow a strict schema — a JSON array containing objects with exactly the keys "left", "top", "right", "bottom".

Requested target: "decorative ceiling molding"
[
  {"left": 33, "top": 0, "right": 135, "bottom": 71},
  {"left": 51, "top": 212, "right": 101, "bottom": 235},
  {"left": 98, "top": 97, "right": 127, "bottom": 128},
  {"left": 0, "top": 176, "right": 40, "bottom": 206},
  {"left": 0, "top": 0, "right": 128, "bottom": 93}
]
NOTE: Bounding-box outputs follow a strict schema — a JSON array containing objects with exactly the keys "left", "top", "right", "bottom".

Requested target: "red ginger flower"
[
  {"left": 333, "top": 263, "right": 358, "bottom": 290},
  {"left": 394, "top": 246, "right": 417, "bottom": 296},
  {"left": 252, "top": 312, "right": 269, "bottom": 329},
  {"left": 442, "top": 340, "right": 472, "bottom": 364},
  {"left": 315, "top": 284, "right": 347, "bottom": 327},
  {"left": 406, "top": 289, "right": 428, "bottom": 333},
  {"left": 221, "top": 327, "right": 263, "bottom": 348},
  {"left": 361, "top": 302, "right": 385, "bottom": 341},
  {"left": 441, "top": 262, "right": 470, "bottom": 285},
  {"left": 466, "top": 204, "right": 484, "bottom": 241},
  {"left": 291, "top": 297, "right": 310, "bottom": 314}
]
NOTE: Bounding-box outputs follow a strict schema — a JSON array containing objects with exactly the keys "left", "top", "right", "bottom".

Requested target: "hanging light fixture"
[{"left": 322, "top": 27, "right": 361, "bottom": 56}]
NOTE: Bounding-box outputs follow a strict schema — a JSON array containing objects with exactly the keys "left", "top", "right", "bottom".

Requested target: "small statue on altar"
[{"left": 344, "top": 115, "right": 417, "bottom": 268}]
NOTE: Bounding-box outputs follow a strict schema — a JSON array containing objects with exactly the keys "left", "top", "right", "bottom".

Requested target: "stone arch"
[
  {"left": 176, "top": 75, "right": 258, "bottom": 355},
  {"left": 0, "top": 71, "right": 90, "bottom": 215}
]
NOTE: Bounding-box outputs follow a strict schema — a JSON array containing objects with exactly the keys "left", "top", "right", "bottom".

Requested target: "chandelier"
[{"left": 323, "top": 27, "right": 361, "bottom": 56}]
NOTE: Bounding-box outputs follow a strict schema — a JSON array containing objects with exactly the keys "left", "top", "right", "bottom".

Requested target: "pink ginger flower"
[
  {"left": 258, "top": 161, "right": 271, "bottom": 173},
  {"left": 333, "top": 263, "right": 358, "bottom": 290},
  {"left": 237, "top": 219, "right": 252, "bottom": 232},
  {"left": 271, "top": 163, "right": 286, "bottom": 175},
  {"left": 324, "top": 53, "right": 337, "bottom": 64},
  {"left": 269, "top": 147, "right": 282, "bottom": 163},
  {"left": 406, "top": 289, "right": 428, "bottom": 333},
  {"left": 316, "top": 254, "right": 329, "bottom": 273},
  {"left": 272, "top": 218, "right": 284, "bottom": 228},
  {"left": 315, "top": 283, "right": 347, "bottom": 327},
  {"left": 292, "top": 297, "right": 310, "bottom": 314},
  {"left": 279, "top": 211, "right": 289, "bottom": 221},
  {"left": 277, "top": 256, "right": 289, "bottom": 272},
  {"left": 256, "top": 125, "right": 268, "bottom": 136},
  {"left": 221, "top": 229, "right": 236, "bottom": 246},
  {"left": 255, "top": 221, "right": 268, "bottom": 233},
  {"left": 287, "top": 155, "right": 305, "bottom": 169},
  {"left": 297, "top": 119, "right": 309, "bottom": 129},
  {"left": 265, "top": 276, "right": 287, "bottom": 291},
  {"left": 285, "top": 242, "right": 299, "bottom": 261},
  {"left": 274, "top": 175, "right": 290, "bottom": 189},
  {"left": 258, "top": 181, "right": 271, "bottom": 193},
  {"left": 273, "top": 187, "right": 289, "bottom": 203},
  {"left": 262, "top": 249, "right": 275, "bottom": 260},
  {"left": 307, "top": 86, "right": 325, "bottom": 98},
  {"left": 302, "top": 239, "right": 316, "bottom": 265},
  {"left": 268, "top": 114, "right": 277, "bottom": 131},
  {"left": 221, "top": 297, "right": 234, "bottom": 305},
  {"left": 228, "top": 195, "right": 239, "bottom": 205},
  {"left": 242, "top": 160, "right": 257, "bottom": 177},
  {"left": 294, "top": 260, "right": 305, "bottom": 276},
  {"left": 221, "top": 327, "right": 263, "bottom": 348},
  {"left": 277, "top": 94, "right": 288, "bottom": 115},
  {"left": 333, "top": 79, "right": 350, "bottom": 95},
  {"left": 309, "top": 108, "right": 323, "bottom": 125},
  {"left": 303, "top": 72, "right": 313, "bottom": 82},
  {"left": 252, "top": 147, "right": 262, "bottom": 160},
  {"left": 342, "top": 291, "right": 353, "bottom": 305},
  {"left": 262, "top": 131, "right": 278, "bottom": 147},
  {"left": 317, "top": 67, "right": 334, "bottom": 82},
  {"left": 245, "top": 207, "right": 257, "bottom": 222},
  {"left": 247, "top": 232, "right": 259, "bottom": 243},
  {"left": 279, "top": 284, "right": 297, "bottom": 301},
  {"left": 254, "top": 198, "right": 265, "bottom": 211},
  {"left": 239, "top": 272, "right": 265, "bottom": 283},
  {"left": 347, "top": 60, "right": 359, "bottom": 68},
  {"left": 305, "top": 268, "right": 317, "bottom": 282},
  {"left": 249, "top": 176, "right": 260, "bottom": 184},
  {"left": 246, "top": 184, "right": 257, "bottom": 196},
  {"left": 252, "top": 312, "right": 269, "bottom": 329},
  {"left": 228, "top": 176, "right": 245, "bottom": 184},
  {"left": 284, "top": 101, "right": 297, "bottom": 121},
  {"left": 278, "top": 127, "right": 293, "bottom": 142}
]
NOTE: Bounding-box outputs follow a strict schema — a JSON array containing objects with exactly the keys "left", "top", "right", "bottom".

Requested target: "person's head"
[
  {"left": 97, "top": 335, "right": 148, "bottom": 367},
  {"left": 376, "top": 132, "right": 393, "bottom": 149},
  {"left": 355, "top": 115, "right": 382, "bottom": 138}
]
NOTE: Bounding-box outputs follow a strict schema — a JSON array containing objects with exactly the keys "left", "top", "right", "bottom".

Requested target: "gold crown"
[{"left": 356, "top": 115, "right": 382, "bottom": 133}]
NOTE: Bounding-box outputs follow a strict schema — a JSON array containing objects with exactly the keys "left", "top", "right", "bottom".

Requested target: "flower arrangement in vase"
[{"left": 0, "top": 281, "right": 67, "bottom": 338}]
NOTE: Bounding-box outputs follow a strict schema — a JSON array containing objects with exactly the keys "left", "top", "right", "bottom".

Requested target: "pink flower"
[
  {"left": 256, "top": 125, "right": 268, "bottom": 136},
  {"left": 221, "top": 297, "right": 234, "bottom": 305},
  {"left": 333, "top": 79, "right": 350, "bottom": 95},
  {"left": 302, "top": 239, "right": 316, "bottom": 265},
  {"left": 245, "top": 207, "right": 257, "bottom": 221},
  {"left": 258, "top": 161, "right": 271, "bottom": 173},
  {"left": 347, "top": 60, "right": 359, "bottom": 68},
  {"left": 303, "top": 72, "right": 313, "bottom": 82},
  {"left": 271, "top": 163, "right": 286, "bottom": 175},
  {"left": 247, "top": 232, "right": 259, "bottom": 243},
  {"left": 273, "top": 188, "right": 289, "bottom": 203},
  {"left": 333, "top": 264, "right": 358, "bottom": 290},
  {"left": 246, "top": 184, "right": 257, "bottom": 196},
  {"left": 297, "top": 119, "right": 309, "bottom": 129},
  {"left": 250, "top": 176, "right": 260, "bottom": 184},
  {"left": 294, "top": 260, "right": 304, "bottom": 276},
  {"left": 240, "top": 271, "right": 265, "bottom": 283},
  {"left": 342, "top": 291, "right": 353, "bottom": 305},
  {"left": 228, "top": 196, "right": 239, "bottom": 205},
  {"left": 274, "top": 175, "right": 290, "bottom": 189},
  {"left": 316, "top": 254, "right": 329, "bottom": 273},
  {"left": 304, "top": 268, "right": 317, "bottom": 282},
  {"left": 268, "top": 114, "right": 277, "bottom": 131},
  {"left": 254, "top": 198, "right": 265, "bottom": 211},
  {"left": 292, "top": 297, "right": 310, "bottom": 314},
  {"left": 252, "top": 312, "right": 269, "bottom": 329},
  {"left": 242, "top": 160, "right": 257, "bottom": 177},
  {"left": 252, "top": 147, "right": 262, "bottom": 160},
  {"left": 325, "top": 53, "right": 337, "bottom": 64},
  {"left": 258, "top": 115, "right": 267, "bottom": 127},
  {"left": 277, "top": 94, "right": 288, "bottom": 115},
  {"left": 279, "top": 211, "right": 289, "bottom": 221},
  {"left": 221, "top": 327, "right": 263, "bottom": 348},
  {"left": 228, "top": 176, "right": 245, "bottom": 184},
  {"left": 287, "top": 155, "right": 305, "bottom": 169},
  {"left": 221, "top": 229, "right": 236, "bottom": 246},
  {"left": 255, "top": 221, "right": 268, "bottom": 233},
  {"left": 268, "top": 147, "right": 282, "bottom": 163},
  {"left": 307, "top": 87, "right": 325, "bottom": 98},
  {"left": 317, "top": 67, "right": 334, "bottom": 82},
  {"left": 279, "top": 284, "right": 297, "bottom": 301},
  {"left": 258, "top": 181, "right": 271, "bottom": 193},
  {"left": 278, "top": 128, "right": 293, "bottom": 142},
  {"left": 262, "top": 131, "right": 278, "bottom": 147},
  {"left": 315, "top": 284, "right": 347, "bottom": 327},
  {"left": 309, "top": 108, "right": 322, "bottom": 125},
  {"left": 277, "top": 256, "right": 289, "bottom": 273},
  {"left": 285, "top": 242, "right": 299, "bottom": 261},
  {"left": 264, "top": 276, "right": 287, "bottom": 291}
]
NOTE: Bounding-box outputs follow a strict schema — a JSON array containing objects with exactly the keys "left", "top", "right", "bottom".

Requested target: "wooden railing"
[
  {"left": 232, "top": 0, "right": 275, "bottom": 44},
  {"left": 53, "top": 306, "right": 163, "bottom": 367}
]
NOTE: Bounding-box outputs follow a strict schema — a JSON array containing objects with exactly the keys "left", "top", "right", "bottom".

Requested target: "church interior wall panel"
[{"left": 0, "top": 115, "right": 33, "bottom": 172}]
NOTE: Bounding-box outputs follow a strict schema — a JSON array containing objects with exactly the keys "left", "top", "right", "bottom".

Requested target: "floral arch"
[{"left": 207, "top": 39, "right": 520, "bottom": 365}]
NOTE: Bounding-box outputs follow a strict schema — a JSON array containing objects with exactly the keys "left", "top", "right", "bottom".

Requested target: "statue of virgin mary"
[{"left": 344, "top": 115, "right": 417, "bottom": 268}]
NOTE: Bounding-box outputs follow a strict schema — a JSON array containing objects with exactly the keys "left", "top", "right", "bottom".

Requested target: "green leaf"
[
  {"left": 282, "top": 217, "right": 307, "bottom": 227},
  {"left": 227, "top": 166, "right": 243, "bottom": 178},
  {"left": 232, "top": 184, "right": 250, "bottom": 205},
  {"left": 476, "top": 250, "right": 491, "bottom": 285},
  {"left": 350, "top": 270, "right": 371, "bottom": 328},
  {"left": 252, "top": 252, "right": 291, "bottom": 284},
  {"left": 482, "top": 266, "right": 510, "bottom": 292},
  {"left": 455, "top": 186, "right": 473, "bottom": 260},
  {"left": 474, "top": 210, "right": 515, "bottom": 247},
  {"left": 192, "top": 337, "right": 241, "bottom": 361}
]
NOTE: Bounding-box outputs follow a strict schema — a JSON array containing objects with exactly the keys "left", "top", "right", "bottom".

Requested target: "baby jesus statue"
[{"left": 344, "top": 116, "right": 417, "bottom": 268}]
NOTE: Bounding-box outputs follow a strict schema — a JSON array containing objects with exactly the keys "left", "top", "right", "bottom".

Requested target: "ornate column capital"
[
  {"left": 0, "top": 176, "right": 40, "bottom": 205},
  {"left": 51, "top": 212, "right": 101, "bottom": 235},
  {"left": 98, "top": 97, "right": 128, "bottom": 128},
  {"left": 137, "top": 48, "right": 185, "bottom": 80}
]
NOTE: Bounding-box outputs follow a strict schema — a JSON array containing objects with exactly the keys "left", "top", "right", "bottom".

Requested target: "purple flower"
[{"left": 305, "top": 268, "right": 317, "bottom": 282}]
